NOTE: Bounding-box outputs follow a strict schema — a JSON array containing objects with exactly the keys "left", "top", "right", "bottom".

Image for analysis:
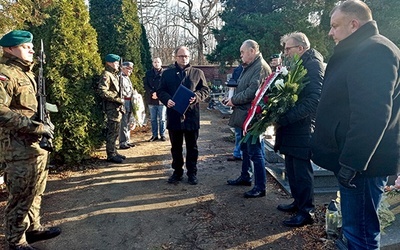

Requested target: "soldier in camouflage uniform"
[
  {"left": 0, "top": 30, "right": 61, "bottom": 250},
  {"left": 98, "top": 54, "right": 125, "bottom": 163}
]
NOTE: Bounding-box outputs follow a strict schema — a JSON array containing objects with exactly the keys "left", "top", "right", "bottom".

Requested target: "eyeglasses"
[
  {"left": 176, "top": 55, "right": 189, "bottom": 59},
  {"left": 284, "top": 45, "right": 299, "bottom": 52}
]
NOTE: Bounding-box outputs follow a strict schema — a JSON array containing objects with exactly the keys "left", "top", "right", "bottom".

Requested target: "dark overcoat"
[
  {"left": 157, "top": 62, "right": 209, "bottom": 131},
  {"left": 274, "top": 49, "right": 324, "bottom": 160},
  {"left": 311, "top": 21, "right": 400, "bottom": 176},
  {"left": 143, "top": 68, "right": 163, "bottom": 106}
]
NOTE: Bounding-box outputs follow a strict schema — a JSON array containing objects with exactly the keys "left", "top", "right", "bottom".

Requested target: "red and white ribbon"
[{"left": 242, "top": 70, "right": 281, "bottom": 134}]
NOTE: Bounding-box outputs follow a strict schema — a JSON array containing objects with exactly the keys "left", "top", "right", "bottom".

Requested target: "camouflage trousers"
[
  {"left": 106, "top": 119, "right": 121, "bottom": 158},
  {"left": 1, "top": 135, "right": 49, "bottom": 246}
]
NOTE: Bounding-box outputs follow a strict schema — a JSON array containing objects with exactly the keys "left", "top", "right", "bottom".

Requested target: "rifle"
[
  {"left": 118, "top": 57, "right": 126, "bottom": 114},
  {"left": 37, "top": 39, "right": 58, "bottom": 152}
]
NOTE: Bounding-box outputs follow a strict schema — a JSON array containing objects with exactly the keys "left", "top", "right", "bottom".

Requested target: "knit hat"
[
  {"left": 105, "top": 54, "right": 120, "bottom": 62},
  {"left": 0, "top": 30, "right": 33, "bottom": 47}
]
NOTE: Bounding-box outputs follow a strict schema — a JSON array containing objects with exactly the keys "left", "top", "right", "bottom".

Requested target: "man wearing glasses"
[
  {"left": 275, "top": 32, "right": 324, "bottom": 227},
  {"left": 157, "top": 46, "right": 209, "bottom": 185}
]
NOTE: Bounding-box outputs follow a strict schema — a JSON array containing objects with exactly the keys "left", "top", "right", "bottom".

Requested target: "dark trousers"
[
  {"left": 106, "top": 120, "right": 120, "bottom": 157},
  {"left": 285, "top": 155, "right": 315, "bottom": 216},
  {"left": 168, "top": 129, "right": 199, "bottom": 176}
]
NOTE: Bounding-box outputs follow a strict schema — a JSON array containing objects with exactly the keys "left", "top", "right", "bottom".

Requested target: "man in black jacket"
[
  {"left": 157, "top": 46, "right": 209, "bottom": 185},
  {"left": 311, "top": 1, "right": 400, "bottom": 249},
  {"left": 275, "top": 32, "right": 324, "bottom": 227},
  {"left": 144, "top": 57, "right": 166, "bottom": 142}
]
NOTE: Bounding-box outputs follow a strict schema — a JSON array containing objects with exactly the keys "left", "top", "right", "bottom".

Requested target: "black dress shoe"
[
  {"left": 188, "top": 175, "right": 198, "bottom": 185},
  {"left": 168, "top": 173, "right": 183, "bottom": 183},
  {"left": 148, "top": 136, "right": 159, "bottom": 142},
  {"left": 9, "top": 243, "right": 39, "bottom": 250},
  {"left": 244, "top": 188, "right": 266, "bottom": 198},
  {"left": 227, "top": 176, "right": 252, "bottom": 186},
  {"left": 227, "top": 156, "right": 242, "bottom": 162},
  {"left": 26, "top": 226, "right": 61, "bottom": 244},
  {"left": 119, "top": 144, "right": 130, "bottom": 150},
  {"left": 127, "top": 142, "right": 136, "bottom": 147},
  {"left": 160, "top": 136, "right": 166, "bottom": 141},
  {"left": 283, "top": 214, "right": 313, "bottom": 227},
  {"left": 277, "top": 202, "right": 298, "bottom": 213}
]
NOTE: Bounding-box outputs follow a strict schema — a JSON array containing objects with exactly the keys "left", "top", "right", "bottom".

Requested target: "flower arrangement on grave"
[
  {"left": 384, "top": 176, "right": 400, "bottom": 197},
  {"left": 242, "top": 54, "right": 308, "bottom": 144}
]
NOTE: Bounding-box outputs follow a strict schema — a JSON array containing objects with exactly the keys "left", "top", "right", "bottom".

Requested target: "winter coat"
[
  {"left": 228, "top": 54, "right": 271, "bottom": 129},
  {"left": 274, "top": 48, "right": 324, "bottom": 160},
  {"left": 311, "top": 21, "right": 400, "bottom": 177},
  {"left": 0, "top": 53, "right": 41, "bottom": 144},
  {"left": 157, "top": 62, "right": 209, "bottom": 131},
  {"left": 144, "top": 68, "right": 163, "bottom": 105}
]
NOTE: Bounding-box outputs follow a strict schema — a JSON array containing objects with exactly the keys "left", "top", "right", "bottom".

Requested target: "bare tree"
[
  {"left": 138, "top": 0, "right": 222, "bottom": 65},
  {"left": 138, "top": 0, "right": 183, "bottom": 65},
  {"left": 176, "top": 0, "right": 220, "bottom": 65}
]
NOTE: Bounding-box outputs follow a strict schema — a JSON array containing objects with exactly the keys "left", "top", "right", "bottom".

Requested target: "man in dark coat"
[
  {"left": 144, "top": 57, "right": 166, "bottom": 142},
  {"left": 157, "top": 46, "right": 209, "bottom": 185},
  {"left": 311, "top": 1, "right": 400, "bottom": 248},
  {"left": 275, "top": 32, "right": 324, "bottom": 227}
]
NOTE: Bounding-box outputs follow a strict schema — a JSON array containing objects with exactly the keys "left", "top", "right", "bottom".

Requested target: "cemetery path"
[{"left": 0, "top": 103, "right": 336, "bottom": 250}]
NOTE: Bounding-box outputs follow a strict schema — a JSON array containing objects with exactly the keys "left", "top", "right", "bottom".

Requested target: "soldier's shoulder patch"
[{"left": 0, "top": 74, "right": 8, "bottom": 81}]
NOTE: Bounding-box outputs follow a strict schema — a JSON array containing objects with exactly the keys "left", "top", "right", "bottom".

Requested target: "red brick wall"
[
  {"left": 163, "top": 65, "right": 236, "bottom": 85},
  {"left": 193, "top": 65, "right": 235, "bottom": 84}
]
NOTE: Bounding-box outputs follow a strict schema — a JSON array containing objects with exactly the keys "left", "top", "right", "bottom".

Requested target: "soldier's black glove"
[
  {"left": 337, "top": 165, "right": 357, "bottom": 189},
  {"left": 31, "top": 120, "right": 54, "bottom": 139}
]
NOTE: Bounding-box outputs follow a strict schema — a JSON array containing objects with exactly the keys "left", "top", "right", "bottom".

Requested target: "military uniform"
[
  {"left": 119, "top": 63, "right": 134, "bottom": 149},
  {"left": 97, "top": 56, "right": 124, "bottom": 162},
  {"left": 0, "top": 29, "right": 60, "bottom": 250}
]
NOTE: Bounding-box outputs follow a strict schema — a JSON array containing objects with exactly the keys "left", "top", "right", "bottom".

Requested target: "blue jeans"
[
  {"left": 148, "top": 104, "right": 166, "bottom": 137},
  {"left": 233, "top": 127, "right": 242, "bottom": 158},
  {"left": 240, "top": 137, "right": 266, "bottom": 191},
  {"left": 339, "top": 174, "right": 387, "bottom": 250}
]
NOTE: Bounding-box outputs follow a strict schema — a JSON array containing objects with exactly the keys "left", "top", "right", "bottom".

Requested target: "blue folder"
[{"left": 172, "top": 84, "right": 196, "bottom": 115}]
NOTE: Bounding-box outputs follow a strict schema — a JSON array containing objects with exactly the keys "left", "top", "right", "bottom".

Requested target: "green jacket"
[
  {"left": 0, "top": 53, "right": 38, "bottom": 135},
  {"left": 98, "top": 64, "right": 123, "bottom": 121}
]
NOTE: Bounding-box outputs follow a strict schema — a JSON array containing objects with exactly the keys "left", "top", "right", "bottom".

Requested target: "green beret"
[
  {"left": 0, "top": 30, "right": 33, "bottom": 47},
  {"left": 105, "top": 54, "right": 120, "bottom": 63},
  {"left": 270, "top": 54, "right": 281, "bottom": 59}
]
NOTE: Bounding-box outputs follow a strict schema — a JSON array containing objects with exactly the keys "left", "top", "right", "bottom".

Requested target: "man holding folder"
[{"left": 157, "top": 46, "right": 209, "bottom": 185}]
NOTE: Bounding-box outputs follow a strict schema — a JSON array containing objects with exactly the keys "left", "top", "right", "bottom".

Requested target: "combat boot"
[
  {"left": 107, "top": 155, "right": 124, "bottom": 163},
  {"left": 9, "top": 242, "right": 39, "bottom": 250},
  {"left": 26, "top": 226, "right": 61, "bottom": 244}
]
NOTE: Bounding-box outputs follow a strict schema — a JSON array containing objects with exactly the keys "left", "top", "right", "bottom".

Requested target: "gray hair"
[
  {"left": 280, "top": 32, "right": 310, "bottom": 49},
  {"left": 242, "top": 40, "right": 260, "bottom": 53},
  {"left": 331, "top": 0, "right": 372, "bottom": 24}
]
